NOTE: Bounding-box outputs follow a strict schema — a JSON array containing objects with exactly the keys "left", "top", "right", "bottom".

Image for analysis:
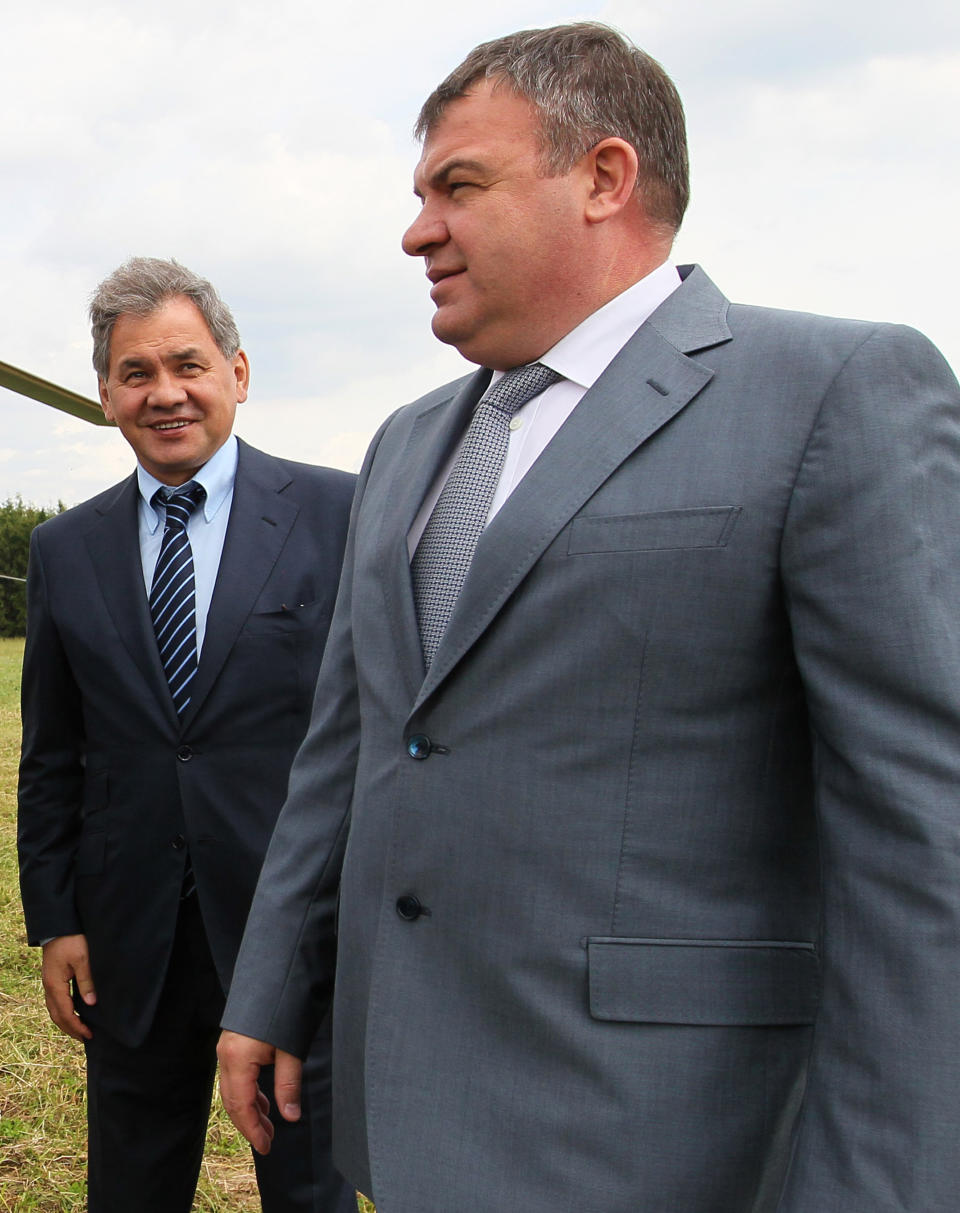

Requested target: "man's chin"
[
  {"left": 430, "top": 309, "right": 466, "bottom": 347},
  {"left": 431, "top": 310, "right": 493, "bottom": 366}
]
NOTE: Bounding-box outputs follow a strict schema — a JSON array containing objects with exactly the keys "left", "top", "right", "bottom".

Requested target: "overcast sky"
[{"left": 2, "top": 0, "right": 957, "bottom": 509}]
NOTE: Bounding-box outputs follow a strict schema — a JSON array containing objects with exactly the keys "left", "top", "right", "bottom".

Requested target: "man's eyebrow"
[
  {"left": 414, "top": 157, "right": 488, "bottom": 197},
  {"left": 116, "top": 347, "right": 206, "bottom": 373}
]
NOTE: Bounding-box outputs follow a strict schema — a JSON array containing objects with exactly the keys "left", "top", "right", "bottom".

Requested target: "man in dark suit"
[
  {"left": 17, "top": 257, "right": 357, "bottom": 1213},
  {"left": 219, "top": 24, "right": 960, "bottom": 1213}
]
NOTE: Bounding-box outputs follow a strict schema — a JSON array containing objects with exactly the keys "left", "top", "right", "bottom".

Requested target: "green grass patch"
[{"left": 0, "top": 637, "right": 373, "bottom": 1211}]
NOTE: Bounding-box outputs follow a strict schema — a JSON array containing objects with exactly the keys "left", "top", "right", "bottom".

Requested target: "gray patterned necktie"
[
  {"left": 412, "top": 361, "right": 562, "bottom": 667},
  {"left": 150, "top": 481, "right": 205, "bottom": 715}
]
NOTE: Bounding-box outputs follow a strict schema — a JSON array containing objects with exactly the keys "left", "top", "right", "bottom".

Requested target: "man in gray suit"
[
  {"left": 219, "top": 23, "right": 960, "bottom": 1212},
  {"left": 18, "top": 258, "right": 356, "bottom": 1212}
]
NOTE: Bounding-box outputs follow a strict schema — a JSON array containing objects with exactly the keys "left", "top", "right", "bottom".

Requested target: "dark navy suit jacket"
[{"left": 18, "top": 438, "right": 355, "bottom": 1047}]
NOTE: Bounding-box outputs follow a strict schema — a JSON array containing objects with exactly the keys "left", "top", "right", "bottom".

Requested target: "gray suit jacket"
[
  {"left": 19, "top": 439, "right": 355, "bottom": 1047},
  {"left": 225, "top": 268, "right": 960, "bottom": 1212}
]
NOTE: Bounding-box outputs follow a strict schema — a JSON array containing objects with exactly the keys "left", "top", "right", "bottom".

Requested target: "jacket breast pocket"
[
  {"left": 567, "top": 506, "right": 741, "bottom": 555},
  {"left": 242, "top": 597, "right": 330, "bottom": 636},
  {"left": 586, "top": 937, "right": 819, "bottom": 1026}
]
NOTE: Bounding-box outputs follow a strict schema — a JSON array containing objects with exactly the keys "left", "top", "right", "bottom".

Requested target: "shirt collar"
[
  {"left": 137, "top": 434, "right": 239, "bottom": 532},
  {"left": 488, "top": 261, "right": 682, "bottom": 392}
]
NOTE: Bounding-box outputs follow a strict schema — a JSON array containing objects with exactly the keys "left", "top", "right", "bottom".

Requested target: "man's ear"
[
  {"left": 233, "top": 350, "right": 250, "bottom": 404},
  {"left": 583, "top": 138, "right": 640, "bottom": 224},
  {"left": 98, "top": 379, "right": 115, "bottom": 422}
]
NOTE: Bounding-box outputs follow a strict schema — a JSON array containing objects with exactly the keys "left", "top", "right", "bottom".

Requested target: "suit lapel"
[
  {"left": 377, "top": 370, "right": 491, "bottom": 698},
  {"left": 181, "top": 441, "right": 299, "bottom": 729},
  {"left": 415, "top": 266, "right": 732, "bottom": 707},
  {"left": 84, "top": 474, "right": 179, "bottom": 728}
]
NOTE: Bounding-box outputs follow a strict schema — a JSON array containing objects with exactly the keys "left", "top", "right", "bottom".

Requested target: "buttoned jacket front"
[
  {"left": 19, "top": 439, "right": 355, "bottom": 1046},
  {"left": 227, "top": 268, "right": 960, "bottom": 1213}
]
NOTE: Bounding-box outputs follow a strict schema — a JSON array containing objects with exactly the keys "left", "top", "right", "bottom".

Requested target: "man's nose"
[
  {"left": 147, "top": 371, "right": 188, "bottom": 406},
  {"left": 402, "top": 205, "right": 446, "bottom": 258}
]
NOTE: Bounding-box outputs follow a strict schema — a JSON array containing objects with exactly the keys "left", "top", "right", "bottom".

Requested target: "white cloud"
[
  {"left": 673, "top": 49, "right": 960, "bottom": 368},
  {"left": 1, "top": 0, "right": 957, "bottom": 506}
]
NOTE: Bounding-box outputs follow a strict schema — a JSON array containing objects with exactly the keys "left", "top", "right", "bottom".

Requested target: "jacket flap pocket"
[
  {"left": 568, "top": 506, "right": 741, "bottom": 554},
  {"left": 587, "top": 937, "right": 818, "bottom": 1025}
]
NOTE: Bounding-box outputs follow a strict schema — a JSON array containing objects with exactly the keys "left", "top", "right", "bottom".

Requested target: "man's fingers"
[
  {"left": 73, "top": 965, "right": 97, "bottom": 1006},
  {"left": 274, "top": 1049, "right": 304, "bottom": 1123},
  {"left": 217, "top": 1030, "right": 278, "bottom": 1155},
  {"left": 219, "top": 1063, "right": 274, "bottom": 1155},
  {"left": 42, "top": 980, "right": 93, "bottom": 1041},
  {"left": 41, "top": 935, "right": 94, "bottom": 1041}
]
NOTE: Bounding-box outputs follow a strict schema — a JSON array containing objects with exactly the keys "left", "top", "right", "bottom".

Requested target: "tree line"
[{"left": 0, "top": 497, "right": 64, "bottom": 636}]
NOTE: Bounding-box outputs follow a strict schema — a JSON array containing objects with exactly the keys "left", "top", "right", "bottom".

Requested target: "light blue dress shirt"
[{"left": 136, "top": 435, "right": 238, "bottom": 654}]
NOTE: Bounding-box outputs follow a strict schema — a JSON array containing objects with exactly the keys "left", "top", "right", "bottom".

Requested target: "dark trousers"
[{"left": 82, "top": 894, "right": 355, "bottom": 1213}]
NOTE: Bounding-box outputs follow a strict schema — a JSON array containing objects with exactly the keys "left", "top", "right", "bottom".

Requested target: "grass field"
[{"left": 0, "top": 637, "right": 374, "bottom": 1212}]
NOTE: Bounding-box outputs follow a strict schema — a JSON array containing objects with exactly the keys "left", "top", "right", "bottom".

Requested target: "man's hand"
[
  {"left": 41, "top": 934, "right": 96, "bottom": 1041},
  {"left": 217, "top": 1030, "right": 304, "bottom": 1155}
]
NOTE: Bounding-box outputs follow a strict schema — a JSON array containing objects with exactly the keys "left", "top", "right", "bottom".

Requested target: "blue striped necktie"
[{"left": 150, "top": 481, "right": 205, "bottom": 715}]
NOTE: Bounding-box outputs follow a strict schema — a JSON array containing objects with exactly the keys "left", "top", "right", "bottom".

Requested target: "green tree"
[{"left": 0, "top": 497, "right": 64, "bottom": 637}]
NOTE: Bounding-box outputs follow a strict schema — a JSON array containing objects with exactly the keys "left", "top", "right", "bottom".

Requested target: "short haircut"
[
  {"left": 415, "top": 22, "right": 689, "bottom": 232},
  {"left": 89, "top": 257, "right": 241, "bottom": 379}
]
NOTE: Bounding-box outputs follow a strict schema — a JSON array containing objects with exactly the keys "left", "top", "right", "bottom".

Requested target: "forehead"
[
  {"left": 109, "top": 297, "right": 217, "bottom": 363},
  {"left": 414, "top": 80, "right": 544, "bottom": 190}
]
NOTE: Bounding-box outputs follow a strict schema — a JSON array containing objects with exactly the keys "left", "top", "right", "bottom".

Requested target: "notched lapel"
[
  {"left": 647, "top": 264, "right": 733, "bottom": 355},
  {"left": 181, "top": 447, "right": 298, "bottom": 728},
  {"left": 417, "top": 306, "right": 727, "bottom": 706},
  {"left": 376, "top": 370, "right": 491, "bottom": 696},
  {"left": 84, "top": 475, "right": 179, "bottom": 728}
]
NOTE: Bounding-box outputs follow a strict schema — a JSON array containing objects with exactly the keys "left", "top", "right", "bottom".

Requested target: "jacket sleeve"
[
  {"left": 222, "top": 413, "right": 393, "bottom": 1057},
  {"left": 777, "top": 323, "right": 960, "bottom": 1210},
  {"left": 17, "top": 526, "right": 85, "bottom": 944}
]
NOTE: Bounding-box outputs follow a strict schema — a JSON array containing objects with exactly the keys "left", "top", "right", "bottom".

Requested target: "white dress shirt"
[
  {"left": 137, "top": 435, "right": 238, "bottom": 654},
  {"left": 408, "top": 261, "right": 682, "bottom": 557}
]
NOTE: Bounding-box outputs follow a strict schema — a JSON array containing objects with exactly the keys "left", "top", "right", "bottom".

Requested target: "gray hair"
[
  {"left": 89, "top": 257, "right": 241, "bottom": 379},
  {"left": 414, "top": 22, "right": 689, "bottom": 232}
]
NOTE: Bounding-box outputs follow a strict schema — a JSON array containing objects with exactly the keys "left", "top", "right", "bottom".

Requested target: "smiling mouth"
[
  {"left": 151, "top": 420, "right": 193, "bottom": 431},
  {"left": 429, "top": 269, "right": 465, "bottom": 300},
  {"left": 427, "top": 261, "right": 466, "bottom": 282}
]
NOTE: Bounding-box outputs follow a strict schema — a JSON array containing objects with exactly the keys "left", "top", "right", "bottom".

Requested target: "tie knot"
[
  {"left": 482, "top": 362, "right": 562, "bottom": 418},
  {"left": 153, "top": 481, "right": 205, "bottom": 523}
]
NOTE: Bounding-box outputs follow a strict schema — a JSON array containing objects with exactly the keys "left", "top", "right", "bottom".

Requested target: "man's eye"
[{"left": 448, "top": 181, "right": 473, "bottom": 194}]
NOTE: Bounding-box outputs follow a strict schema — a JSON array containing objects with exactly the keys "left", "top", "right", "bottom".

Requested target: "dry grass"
[{"left": 0, "top": 637, "right": 374, "bottom": 1211}]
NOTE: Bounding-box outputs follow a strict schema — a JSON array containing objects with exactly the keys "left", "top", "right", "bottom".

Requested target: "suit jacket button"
[
  {"left": 177, "top": 745, "right": 193, "bottom": 762},
  {"left": 396, "top": 895, "right": 423, "bottom": 921},
  {"left": 172, "top": 834, "right": 186, "bottom": 850},
  {"left": 406, "top": 734, "right": 432, "bottom": 760}
]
